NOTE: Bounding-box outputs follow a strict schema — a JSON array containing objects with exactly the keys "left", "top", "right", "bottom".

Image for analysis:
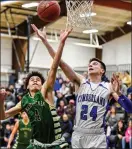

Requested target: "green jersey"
[
  {"left": 13, "top": 119, "right": 32, "bottom": 149},
  {"left": 21, "top": 91, "right": 62, "bottom": 144}
]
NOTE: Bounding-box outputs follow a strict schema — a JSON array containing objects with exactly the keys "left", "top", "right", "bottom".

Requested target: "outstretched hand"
[
  {"left": 111, "top": 73, "right": 120, "bottom": 95},
  {"left": 60, "top": 28, "right": 73, "bottom": 43},
  {"left": 31, "top": 24, "right": 47, "bottom": 41}
]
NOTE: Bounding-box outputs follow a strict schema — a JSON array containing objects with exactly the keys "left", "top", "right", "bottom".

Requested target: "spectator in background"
[
  {"left": 82, "top": 71, "right": 88, "bottom": 79},
  {"left": 8, "top": 85, "right": 15, "bottom": 94},
  {"left": 116, "top": 120, "right": 125, "bottom": 149},
  {"left": 118, "top": 77, "right": 127, "bottom": 96},
  {"left": 5, "top": 88, "right": 16, "bottom": 110},
  {"left": 106, "top": 106, "right": 118, "bottom": 148},
  {"left": 127, "top": 86, "right": 132, "bottom": 96},
  {"left": 17, "top": 77, "right": 26, "bottom": 95},
  {"left": 54, "top": 79, "right": 61, "bottom": 92},
  {"left": 122, "top": 71, "right": 131, "bottom": 87},
  {"left": 106, "top": 106, "right": 118, "bottom": 134},
  {"left": 57, "top": 100, "right": 66, "bottom": 116},
  {"left": 59, "top": 82, "right": 70, "bottom": 97},
  {"left": 15, "top": 93, "right": 24, "bottom": 105},
  {"left": 65, "top": 99, "right": 75, "bottom": 124},
  {"left": 0, "top": 122, "right": 5, "bottom": 147},
  {"left": 4, "top": 123, "right": 11, "bottom": 147},
  {"left": 60, "top": 114, "right": 72, "bottom": 144},
  {"left": 122, "top": 119, "right": 132, "bottom": 149},
  {"left": 128, "top": 93, "right": 132, "bottom": 100},
  {"left": 8, "top": 73, "right": 17, "bottom": 87},
  {"left": 65, "top": 82, "right": 75, "bottom": 103},
  {"left": 56, "top": 91, "right": 67, "bottom": 108}
]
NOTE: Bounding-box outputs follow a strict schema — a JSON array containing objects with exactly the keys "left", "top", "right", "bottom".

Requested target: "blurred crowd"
[{"left": 0, "top": 70, "right": 132, "bottom": 149}]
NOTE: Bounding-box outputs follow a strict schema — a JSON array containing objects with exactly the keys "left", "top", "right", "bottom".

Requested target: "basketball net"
[
  {"left": 65, "top": 0, "right": 93, "bottom": 29},
  {"left": 65, "top": 0, "right": 102, "bottom": 49}
]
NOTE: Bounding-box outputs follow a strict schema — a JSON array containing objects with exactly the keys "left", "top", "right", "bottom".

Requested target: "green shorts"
[{"left": 13, "top": 143, "right": 29, "bottom": 149}]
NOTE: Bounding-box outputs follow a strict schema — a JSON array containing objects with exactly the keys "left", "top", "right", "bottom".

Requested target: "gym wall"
[
  {"left": 29, "top": 37, "right": 95, "bottom": 69},
  {"left": 102, "top": 33, "right": 131, "bottom": 65},
  {"left": 1, "top": 37, "right": 12, "bottom": 71}
]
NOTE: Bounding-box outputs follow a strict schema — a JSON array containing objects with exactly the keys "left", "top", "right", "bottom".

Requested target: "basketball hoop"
[{"left": 65, "top": 0, "right": 94, "bottom": 29}]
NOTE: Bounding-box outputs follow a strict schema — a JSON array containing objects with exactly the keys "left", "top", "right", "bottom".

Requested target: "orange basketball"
[{"left": 37, "top": 1, "right": 61, "bottom": 22}]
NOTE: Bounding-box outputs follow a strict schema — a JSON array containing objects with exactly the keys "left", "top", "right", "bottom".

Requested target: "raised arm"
[
  {"left": 0, "top": 89, "right": 21, "bottom": 120},
  {"left": 31, "top": 24, "right": 84, "bottom": 86},
  {"left": 7, "top": 121, "right": 19, "bottom": 149},
  {"left": 41, "top": 28, "right": 72, "bottom": 105},
  {"left": 110, "top": 74, "right": 132, "bottom": 113}
]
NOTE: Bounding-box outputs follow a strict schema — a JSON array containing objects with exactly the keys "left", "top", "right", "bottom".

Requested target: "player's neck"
[
  {"left": 29, "top": 91, "right": 36, "bottom": 98},
  {"left": 89, "top": 75, "right": 101, "bottom": 83},
  {"left": 23, "top": 119, "right": 29, "bottom": 125}
]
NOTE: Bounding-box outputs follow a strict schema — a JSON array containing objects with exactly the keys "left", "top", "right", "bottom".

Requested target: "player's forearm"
[
  {"left": 118, "top": 94, "right": 132, "bottom": 113},
  {"left": 0, "top": 101, "right": 6, "bottom": 120},
  {"left": 42, "top": 39, "right": 80, "bottom": 84},
  {"left": 47, "top": 42, "right": 65, "bottom": 87}
]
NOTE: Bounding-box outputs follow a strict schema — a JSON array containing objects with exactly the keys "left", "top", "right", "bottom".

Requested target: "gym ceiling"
[{"left": 1, "top": 0, "right": 132, "bottom": 45}]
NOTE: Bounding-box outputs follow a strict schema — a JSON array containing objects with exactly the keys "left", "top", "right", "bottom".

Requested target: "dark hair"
[
  {"left": 89, "top": 58, "right": 106, "bottom": 73},
  {"left": 5, "top": 88, "right": 12, "bottom": 92},
  {"left": 101, "top": 75, "right": 110, "bottom": 82},
  {"left": 118, "top": 119, "right": 124, "bottom": 123},
  {"left": 125, "top": 70, "right": 129, "bottom": 75},
  {"left": 25, "top": 71, "right": 45, "bottom": 89}
]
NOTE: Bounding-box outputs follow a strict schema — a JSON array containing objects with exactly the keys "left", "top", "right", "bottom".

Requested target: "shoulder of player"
[
  {"left": 99, "top": 81, "right": 111, "bottom": 90},
  {"left": 104, "top": 82, "right": 113, "bottom": 93}
]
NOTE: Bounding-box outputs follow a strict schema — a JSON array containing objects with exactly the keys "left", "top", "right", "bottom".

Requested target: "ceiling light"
[
  {"left": 22, "top": 2, "right": 39, "bottom": 8},
  {"left": 80, "top": 12, "right": 96, "bottom": 18},
  {"left": 32, "top": 37, "right": 58, "bottom": 43},
  {"left": 127, "top": 21, "right": 132, "bottom": 25},
  {"left": 83, "top": 29, "right": 98, "bottom": 34},
  {"left": 1, "top": 1, "right": 19, "bottom": 6},
  {"left": 74, "top": 43, "right": 102, "bottom": 49}
]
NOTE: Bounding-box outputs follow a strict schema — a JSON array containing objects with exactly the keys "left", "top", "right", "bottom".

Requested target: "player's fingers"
[
  {"left": 113, "top": 73, "right": 118, "bottom": 82},
  {"left": 112, "top": 73, "right": 116, "bottom": 81},
  {"left": 43, "top": 26, "right": 46, "bottom": 33},
  {"left": 60, "top": 30, "right": 63, "bottom": 34},
  {"left": 68, "top": 28, "right": 73, "bottom": 34},
  {"left": 111, "top": 78, "right": 113, "bottom": 83}
]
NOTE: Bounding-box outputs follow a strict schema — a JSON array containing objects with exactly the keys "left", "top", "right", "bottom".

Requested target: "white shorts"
[{"left": 71, "top": 127, "right": 107, "bottom": 148}]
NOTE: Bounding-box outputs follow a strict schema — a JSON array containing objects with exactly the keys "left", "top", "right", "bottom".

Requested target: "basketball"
[{"left": 37, "top": 1, "right": 61, "bottom": 22}]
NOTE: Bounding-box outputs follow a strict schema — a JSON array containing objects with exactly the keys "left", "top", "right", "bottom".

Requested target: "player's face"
[
  {"left": 27, "top": 76, "right": 42, "bottom": 92},
  {"left": 88, "top": 61, "right": 104, "bottom": 75}
]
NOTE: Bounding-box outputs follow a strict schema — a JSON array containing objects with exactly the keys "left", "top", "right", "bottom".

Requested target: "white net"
[{"left": 65, "top": 0, "right": 94, "bottom": 29}]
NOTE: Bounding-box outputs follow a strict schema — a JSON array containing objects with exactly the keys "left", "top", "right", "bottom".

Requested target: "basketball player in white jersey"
[{"left": 31, "top": 24, "right": 132, "bottom": 148}]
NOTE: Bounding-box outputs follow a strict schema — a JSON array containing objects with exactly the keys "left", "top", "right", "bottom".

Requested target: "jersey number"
[
  {"left": 80, "top": 105, "right": 97, "bottom": 121},
  {"left": 35, "top": 109, "right": 41, "bottom": 121}
]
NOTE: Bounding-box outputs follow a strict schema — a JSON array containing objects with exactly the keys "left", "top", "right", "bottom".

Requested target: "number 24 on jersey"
[{"left": 80, "top": 105, "right": 98, "bottom": 121}]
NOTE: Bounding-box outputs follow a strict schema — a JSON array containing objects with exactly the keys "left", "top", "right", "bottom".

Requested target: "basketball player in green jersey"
[
  {"left": 7, "top": 112, "right": 32, "bottom": 149},
  {"left": 0, "top": 27, "right": 72, "bottom": 149}
]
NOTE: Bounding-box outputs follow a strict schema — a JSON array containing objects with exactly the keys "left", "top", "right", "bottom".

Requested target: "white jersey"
[{"left": 75, "top": 79, "right": 111, "bottom": 129}]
